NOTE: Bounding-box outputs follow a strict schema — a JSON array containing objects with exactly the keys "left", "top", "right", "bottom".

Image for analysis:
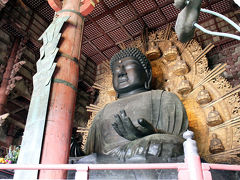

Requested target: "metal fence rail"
[
  {"left": 0, "top": 162, "right": 240, "bottom": 180},
  {"left": 0, "top": 131, "right": 239, "bottom": 180}
]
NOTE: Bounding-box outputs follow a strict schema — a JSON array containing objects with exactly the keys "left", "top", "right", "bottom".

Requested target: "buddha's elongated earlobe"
[{"left": 144, "top": 70, "right": 152, "bottom": 90}]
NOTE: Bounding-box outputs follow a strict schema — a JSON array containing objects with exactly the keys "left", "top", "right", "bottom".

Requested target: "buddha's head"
[
  {"left": 110, "top": 47, "right": 152, "bottom": 98},
  {"left": 212, "top": 133, "right": 217, "bottom": 139}
]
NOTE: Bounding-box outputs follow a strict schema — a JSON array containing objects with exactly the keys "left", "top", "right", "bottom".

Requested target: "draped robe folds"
[{"left": 85, "top": 90, "right": 188, "bottom": 160}]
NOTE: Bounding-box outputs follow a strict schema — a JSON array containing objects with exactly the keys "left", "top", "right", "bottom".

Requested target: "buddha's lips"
[{"left": 118, "top": 75, "right": 128, "bottom": 83}]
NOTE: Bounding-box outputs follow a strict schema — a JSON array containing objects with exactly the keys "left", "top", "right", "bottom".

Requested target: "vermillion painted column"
[
  {"left": 39, "top": 0, "right": 98, "bottom": 179},
  {"left": 0, "top": 38, "right": 19, "bottom": 115}
]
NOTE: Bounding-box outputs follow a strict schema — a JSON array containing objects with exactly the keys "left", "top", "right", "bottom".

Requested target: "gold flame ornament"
[{"left": 107, "top": 87, "right": 117, "bottom": 98}]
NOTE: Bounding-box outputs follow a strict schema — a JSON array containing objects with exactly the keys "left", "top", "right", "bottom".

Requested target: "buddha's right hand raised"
[{"left": 112, "top": 110, "right": 156, "bottom": 141}]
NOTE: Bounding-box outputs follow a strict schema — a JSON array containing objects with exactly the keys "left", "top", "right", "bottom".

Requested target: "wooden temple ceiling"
[
  {"left": 0, "top": 0, "right": 239, "bottom": 131},
  {"left": 1, "top": 0, "right": 239, "bottom": 64},
  {"left": 82, "top": 0, "right": 239, "bottom": 64}
]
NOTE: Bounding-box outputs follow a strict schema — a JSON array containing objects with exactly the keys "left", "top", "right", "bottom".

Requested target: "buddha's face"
[
  {"left": 112, "top": 57, "right": 147, "bottom": 94},
  {"left": 212, "top": 133, "right": 217, "bottom": 139}
]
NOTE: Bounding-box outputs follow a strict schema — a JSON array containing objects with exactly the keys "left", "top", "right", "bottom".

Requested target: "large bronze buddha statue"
[{"left": 85, "top": 48, "right": 188, "bottom": 162}]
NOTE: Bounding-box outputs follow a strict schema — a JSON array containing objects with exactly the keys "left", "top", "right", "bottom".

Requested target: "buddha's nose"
[{"left": 119, "top": 64, "right": 127, "bottom": 75}]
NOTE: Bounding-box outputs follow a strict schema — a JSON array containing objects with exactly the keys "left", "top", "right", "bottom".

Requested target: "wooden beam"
[
  {"left": 9, "top": 99, "right": 29, "bottom": 111},
  {"left": 11, "top": 106, "right": 25, "bottom": 114}
]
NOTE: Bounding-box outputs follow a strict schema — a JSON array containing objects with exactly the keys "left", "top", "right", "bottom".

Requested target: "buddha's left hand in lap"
[
  {"left": 111, "top": 135, "right": 163, "bottom": 160},
  {"left": 110, "top": 133, "right": 184, "bottom": 161}
]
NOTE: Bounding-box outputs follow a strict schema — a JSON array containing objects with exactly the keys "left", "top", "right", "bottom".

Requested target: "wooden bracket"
[
  {"left": 48, "top": 0, "right": 99, "bottom": 16},
  {"left": 48, "top": 0, "right": 62, "bottom": 12},
  {"left": 80, "top": 0, "right": 99, "bottom": 16}
]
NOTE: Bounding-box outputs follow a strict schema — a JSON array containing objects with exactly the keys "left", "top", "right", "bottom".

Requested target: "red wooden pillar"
[
  {"left": 0, "top": 38, "right": 19, "bottom": 115},
  {"left": 39, "top": 0, "right": 97, "bottom": 179},
  {"left": 0, "top": 0, "right": 9, "bottom": 11},
  {"left": 0, "top": 39, "right": 19, "bottom": 148}
]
